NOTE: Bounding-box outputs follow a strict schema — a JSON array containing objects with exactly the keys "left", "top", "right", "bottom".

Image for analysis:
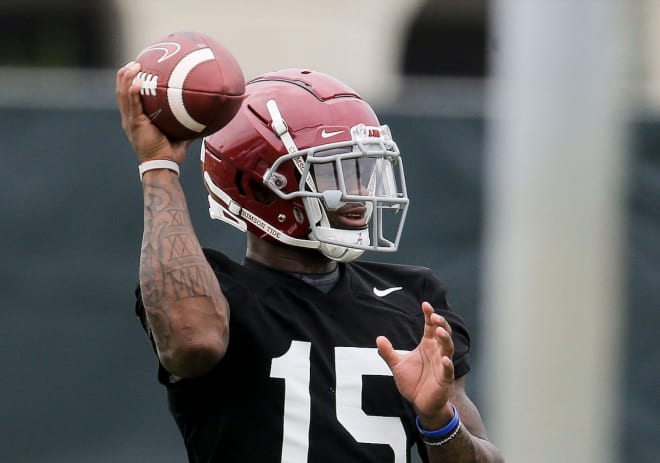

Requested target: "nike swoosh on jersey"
[
  {"left": 373, "top": 286, "right": 403, "bottom": 297},
  {"left": 321, "top": 129, "right": 344, "bottom": 139}
]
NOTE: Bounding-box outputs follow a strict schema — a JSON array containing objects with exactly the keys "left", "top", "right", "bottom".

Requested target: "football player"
[{"left": 116, "top": 62, "right": 504, "bottom": 463}]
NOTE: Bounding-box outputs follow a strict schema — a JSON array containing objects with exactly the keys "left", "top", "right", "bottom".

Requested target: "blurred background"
[{"left": 0, "top": 0, "right": 657, "bottom": 462}]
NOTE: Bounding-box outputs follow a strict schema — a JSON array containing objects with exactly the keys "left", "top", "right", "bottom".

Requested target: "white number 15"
[{"left": 270, "top": 340, "right": 407, "bottom": 463}]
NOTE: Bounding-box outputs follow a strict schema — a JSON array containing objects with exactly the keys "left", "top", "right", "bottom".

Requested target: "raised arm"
[
  {"left": 117, "top": 62, "right": 229, "bottom": 378},
  {"left": 377, "top": 302, "right": 504, "bottom": 463}
]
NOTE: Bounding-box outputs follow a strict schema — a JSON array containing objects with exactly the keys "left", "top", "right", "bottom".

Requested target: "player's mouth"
[{"left": 328, "top": 203, "right": 368, "bottom": 229}]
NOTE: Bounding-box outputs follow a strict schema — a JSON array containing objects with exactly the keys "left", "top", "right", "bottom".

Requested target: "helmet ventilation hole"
[
  {"left": 293, "top": 207, "right": 305, "bottom": 224},
  {"left": 234, "top": 171, "right": 246, "bottom": 196}
]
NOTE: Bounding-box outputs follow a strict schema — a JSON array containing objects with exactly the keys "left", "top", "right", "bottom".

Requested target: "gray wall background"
[{"left": 1, "top": 105, "right": 657, "bottom": 462}]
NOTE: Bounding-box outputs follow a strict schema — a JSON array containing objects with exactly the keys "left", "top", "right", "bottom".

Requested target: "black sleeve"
[{"left": 422, "top": 269, "right": 471, "bottom": 379}]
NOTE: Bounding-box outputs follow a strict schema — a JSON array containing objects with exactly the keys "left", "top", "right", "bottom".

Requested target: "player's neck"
[{"left": 246, "top": 233, "right": 337, "bottom": 274}]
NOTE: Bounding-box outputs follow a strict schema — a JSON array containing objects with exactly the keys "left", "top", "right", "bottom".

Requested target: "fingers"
[
  {"left": 116, "top": 62, "right": 139, "bottom": 112},
  {"left": 440, "top": 350, "right": 455, "bottom": 384},
  {"left": 116, "top": 61, "right": 176, "bottom": 163},
  {"left": 421, "top": 301, "right": 454, "bottom": 359},
  {"left": 116, "top": 61, "right": 145, "bottom": 133},
  {"left": 423, "top": 302, "right": 456, "bottom": 384},
  {"left": 376, "top": 335, "right": 400, "bottom": 369}
]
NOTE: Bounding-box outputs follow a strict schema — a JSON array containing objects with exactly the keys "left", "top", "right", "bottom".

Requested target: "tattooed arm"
[
  {"left": 140, "top": 170, "right": 229, "bottom": 377},
  {"left": 117, "top": 61, "right": 229, "bottom": 378}
]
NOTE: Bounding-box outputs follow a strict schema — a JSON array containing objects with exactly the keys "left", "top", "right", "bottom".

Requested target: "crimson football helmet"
[{"left": 200, "top": 68, "right": 409, "bottom": 262}]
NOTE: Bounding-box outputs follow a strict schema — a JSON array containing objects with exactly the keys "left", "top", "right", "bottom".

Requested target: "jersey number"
[{"left": 270, "top": 340, "right": 407, "bottom": 463}]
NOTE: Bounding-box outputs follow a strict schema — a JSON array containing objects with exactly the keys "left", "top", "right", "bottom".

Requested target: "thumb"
[{"left": 376, "top": 335, "right": 400, "bottom": 370}]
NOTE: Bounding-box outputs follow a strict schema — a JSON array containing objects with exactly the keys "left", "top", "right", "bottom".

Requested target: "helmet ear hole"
[
  {"left": 234, "top": 171, "right": 246, "bottom": 196},
  {"left": 250, "top": 180, "right": 276, "bottom": 205},
  {"left": 293, "top": 207, "right": 305, "bottom": 224}
]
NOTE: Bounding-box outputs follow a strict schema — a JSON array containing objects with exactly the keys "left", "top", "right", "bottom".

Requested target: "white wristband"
[{"left": 138, "top": 160, "right": 180, "bottom": 181}]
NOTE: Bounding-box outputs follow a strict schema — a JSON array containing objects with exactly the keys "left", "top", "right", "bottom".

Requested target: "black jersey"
[{"left": 135, "top": 249, "right": 471, "bottom": 463}]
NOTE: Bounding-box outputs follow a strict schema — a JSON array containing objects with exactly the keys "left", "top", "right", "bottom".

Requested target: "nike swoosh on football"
[
  {"left": 136, "top": 41, "right": 182, "bottom": 63},
  {"left": 321, "top": 129, "right": 344, "bottom": 139},
  {"left": 373, "top": 286, "right": 403, "bottom": 297}
]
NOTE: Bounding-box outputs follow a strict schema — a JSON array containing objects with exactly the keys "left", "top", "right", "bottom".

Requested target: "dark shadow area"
[{"left": 0, "top": 0, "right": 121, "bottom": 67}]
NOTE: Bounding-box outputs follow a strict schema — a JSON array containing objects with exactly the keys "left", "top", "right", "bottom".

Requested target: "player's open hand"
[
  {"left": 376, "top": 301, "right": 456, "bottom": 428},
  {"left": 115, "top": 61, "right": 188, "bottom": 165}
]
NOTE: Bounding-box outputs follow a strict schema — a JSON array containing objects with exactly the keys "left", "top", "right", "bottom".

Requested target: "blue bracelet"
[{"left": 415, "top": 403, "right": 460, "bottom": 439}]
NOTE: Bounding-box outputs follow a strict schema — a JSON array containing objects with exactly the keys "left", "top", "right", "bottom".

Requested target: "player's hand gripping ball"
[{"left": 133, "top": 31, "right": 245, "bottom": 141}]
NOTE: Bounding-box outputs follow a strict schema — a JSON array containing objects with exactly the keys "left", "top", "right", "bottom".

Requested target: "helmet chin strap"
[
  {"left": 319, "top": 243, "right": 365, "bottom": 262},
  {"left": 315, "top": 228, "right": 367, "bottom": 262},
  {"left": 267, "top": 99, "right": 363, "bottom": 262}
]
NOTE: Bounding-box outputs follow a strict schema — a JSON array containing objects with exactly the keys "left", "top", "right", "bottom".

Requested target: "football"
[{"left": 133, "top": 31, "right": 245, "bottom": 141}]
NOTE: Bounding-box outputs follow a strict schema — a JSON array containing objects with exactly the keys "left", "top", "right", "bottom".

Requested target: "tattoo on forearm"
[
  {"left": 140, "top": 178, "right": 214, "bottom": 305},
  {"left": 167, "top": 209, "right": 186, "bottom": 226},
  {"left": 168, "top": 264, "right": 217, "bottom": 300},
  {"left": 166, "top": 232, "right": 199, "bottom": 261},
  {"left": 137, "top": 176, "right": 228, "bottom": 364}
]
